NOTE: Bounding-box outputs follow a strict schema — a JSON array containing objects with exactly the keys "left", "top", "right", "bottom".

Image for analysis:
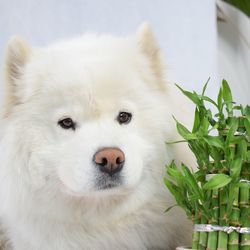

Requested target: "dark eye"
[
  {"left": 117, "top": 112, "right": 132, "bottom": 124},
  {"left": 58, "top": 118, "right": 76, "bottom": 130}
]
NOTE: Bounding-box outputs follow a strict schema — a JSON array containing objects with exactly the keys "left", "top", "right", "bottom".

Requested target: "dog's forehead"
[
  {"left": 32, "top": 49, "right": 146, "bottom": 98},
  {"left": 34, "top": 57, "right": 144, "bottom": 113},
  {"left": 42, "top": 59, "right": 141, "bottom": 98},
  {"left": 21, "top": 37, "right": 153, "bottom": 107}
]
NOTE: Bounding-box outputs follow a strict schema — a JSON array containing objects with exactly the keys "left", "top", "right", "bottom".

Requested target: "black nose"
[{"left": 93, "top": 148, "right": 125, "bottom": 176}]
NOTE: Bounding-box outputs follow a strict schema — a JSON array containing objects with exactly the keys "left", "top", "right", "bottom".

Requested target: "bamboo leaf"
[
  {"left": 194, "top": 170, "right": 206, "bottom": 182},
  {"left": 201, "top": 96, "right": 218, "bottom": 107},
  {"left": 222, "top": 79, "right": 233, "bottom": 103},
  {"left": 209, "top": 146, "right": 222, "bottom": 161},
  {"left": 244, "top": 118, "right": 250, "bottom": 136},
  {"left": 164, "top": 178, "right": 185, "bottom": 207},
  {"left": 244, "top": 105, "right": 250, "bottom": 120},
  {"left": 192, "top": 107, "right": 200, "bottom": 133},
  {"left": 182, "top": 165, "right": 204, "bottom": 201},
  {"left": 175, "top": 118, "right": 198, "bottom": 140},
  {"left": 230, "top": 157, "right": 242, "bottom": 179},
  {"left": 203, "top": 174, "right": 232, "bottom": 190},
  {"left": 164, "top": 178, "right": 178, "bottom": 196},
  {"left": 222, "top": 79, "right": 233, "bottom": 114},
  {"left": 230, "top": 135, "right": 246, "bottom": 144},
  {"left": 165, "top": 140, "right": 187, "bottom": 145},
  {"left": 166, "top": 162, "right": 184, "bottom": 183},
  {"left": 225, "top": 117, "right": 239, "bottom": 144},
  {"left": 165, "top": 204, "right": 178, "bottom": 213},
  {"left": 202, "top": 77, "right": 210, "bottom": 96},
  {"left": 199, "top": 116, "right": 210, "bottom": 134},
  {"left": 175, "top": 84, "right": 200, "bottom": 105},
  {"left": 188, "top": 194, "right": 201, "bottom": 202},
  {"left": 203, "top": 136, "right": 224, "bottom": 148},
  {"left": 233, "top": 105, "right": 243, "bottom": 110},
  {"left": 217, "top": 87, "right": 223, "bottom": 112},
  {"left": 247, "top": 151, "right": 250, "bottom": 161}
]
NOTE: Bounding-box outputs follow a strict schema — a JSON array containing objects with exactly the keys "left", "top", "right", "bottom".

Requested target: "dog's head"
[{"left": 2, "top": 24, "right": 174, "bottom": 201}]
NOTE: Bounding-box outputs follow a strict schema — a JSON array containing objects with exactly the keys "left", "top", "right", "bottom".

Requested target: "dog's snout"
[{"left": 94, "top": 148, "right": 125, "bottom": 176}]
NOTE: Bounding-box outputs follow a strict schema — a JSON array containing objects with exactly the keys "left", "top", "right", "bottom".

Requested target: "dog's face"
[{"left": 3, "top": 24, "right": 171, "bottom": 199}]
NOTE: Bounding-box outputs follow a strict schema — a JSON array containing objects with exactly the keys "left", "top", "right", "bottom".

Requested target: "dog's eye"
[
  {"left": 58, "top": 118, "right": 76, "bottom": 130},
  {"left": 117, "top": 112, "right": 132, "bottom": 125}
]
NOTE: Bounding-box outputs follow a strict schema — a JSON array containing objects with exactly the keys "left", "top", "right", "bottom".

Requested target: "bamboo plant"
[{"left": 165, "top": 80, "right": 250, "bottom": 250}]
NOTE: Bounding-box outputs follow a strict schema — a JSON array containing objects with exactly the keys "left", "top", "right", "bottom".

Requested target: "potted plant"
[{"left": 165, "top": 80, "right": 250, "bottom": 250}]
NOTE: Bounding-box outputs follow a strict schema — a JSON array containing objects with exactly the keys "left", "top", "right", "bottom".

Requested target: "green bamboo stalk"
[
  {"left": 198, "top": 214, "right": 208, "bottom": 250},
  {"left": 221, "top": 159, "right": 229, "bottom": 175},
  {"left": 228, "top": 143, "right": 236, "bottom": 162},
  {"left": 228, "top": 187, "right": 240, "bottom": 250},
  {"left": 192, "top": 230, "right": 200, "bottom": 249},
  {"left": 218, "top": 188, "right": 229, "bottom": 250},
  {"left": 238, "top": 116, "right": 245, "bottom": 133},
  {"left": 239, "top": 181, "right": 250, "bottom": 250},
  {"left": 207, "top": 189, "right": 219, "bottom": 250},
  {"left": 192, "top": 211, "right": 200, "bottom": 250}
]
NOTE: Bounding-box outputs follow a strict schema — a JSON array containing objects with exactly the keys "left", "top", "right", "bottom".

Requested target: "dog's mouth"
[
  {"left": 95, "top": 174, "right": 123, "bottom": 190},
  {"left": 99, "top": 183, "right": 118, "bottom": 190}
]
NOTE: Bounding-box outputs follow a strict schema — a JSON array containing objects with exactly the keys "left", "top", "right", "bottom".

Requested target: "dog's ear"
[
  {"left": 4, "top": 36, "right": 31, "bottom": 116},
  {"left": 136, "top": 23, "right": 164, "bottom": 81}
]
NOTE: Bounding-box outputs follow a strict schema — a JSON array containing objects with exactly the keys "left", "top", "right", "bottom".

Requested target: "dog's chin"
[
  {"left": 95, "top": 174, "right": 123, "bottom": 191},
  {"left": 62, "top": 180, "right": 134, "bottom": 199},
  {"left": 98, "top": 182, "right": 119, "bottom": 190}
]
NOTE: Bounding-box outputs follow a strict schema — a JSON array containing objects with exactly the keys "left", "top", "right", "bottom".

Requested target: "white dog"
[{"left": 0, "top": 24, "right": 194, "bottom": 250}]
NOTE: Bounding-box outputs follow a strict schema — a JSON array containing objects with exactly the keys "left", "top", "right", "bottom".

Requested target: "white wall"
[
  {"left": 217, "top": 1, "right": 250, "bottom": 105},
  {"left": 0, "top": 0, "right": 217, "bottom": 97}
]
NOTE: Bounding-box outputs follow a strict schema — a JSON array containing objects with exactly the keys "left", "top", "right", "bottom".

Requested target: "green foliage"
[
  {"left": 203, "top": 174, "right": 232, "bottom": 190},
  {"left": 165, "top": 79, "right": 250, "bottom": 249}
]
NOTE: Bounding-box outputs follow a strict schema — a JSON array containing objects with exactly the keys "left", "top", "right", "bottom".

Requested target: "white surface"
[
  {"left": 217, "top": 1, "right": 250, "bottom": 105},
  {"left": 0, "top": 0, "right": 217, "bottom": 97}
]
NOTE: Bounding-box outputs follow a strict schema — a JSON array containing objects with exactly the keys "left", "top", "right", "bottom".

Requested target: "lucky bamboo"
[{"left": 165, "top": 80, "right": 250, "bottom": 250}]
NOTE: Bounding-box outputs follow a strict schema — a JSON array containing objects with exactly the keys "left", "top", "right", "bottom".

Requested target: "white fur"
[{"left": 0, "top": 24, "right": 195, "bottom": 250}]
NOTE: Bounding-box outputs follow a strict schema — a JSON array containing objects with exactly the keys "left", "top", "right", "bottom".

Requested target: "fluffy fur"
[{"left": 0, "top": 24, "right": 194, "bottom": 250}]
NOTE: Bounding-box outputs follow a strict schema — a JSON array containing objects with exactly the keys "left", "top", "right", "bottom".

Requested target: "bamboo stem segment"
[
  {"left": 217, "top": 188, "right": 229, "bottom": 250},
  {"left": 207, "top": 189, "right": 219, "bottom": 250},
  {"left": 228, "top": 187, "right": 240, "bottom": 250},
  {"left": 239, "top": 186, "right": 250, "bottom": 249}
]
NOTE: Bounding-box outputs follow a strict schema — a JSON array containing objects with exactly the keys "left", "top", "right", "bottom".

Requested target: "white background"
[
  {"left": 217, "top": 1, "right": 250, "bottom": 105},
  {"left": 0, "top": 0, "right": 217, "bottom": 98}
]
